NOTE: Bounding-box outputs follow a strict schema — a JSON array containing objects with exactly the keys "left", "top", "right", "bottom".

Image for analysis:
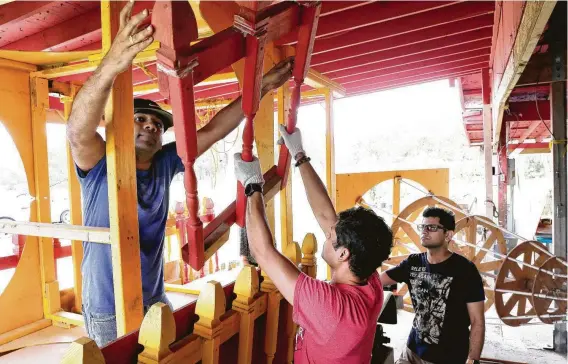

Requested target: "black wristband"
[{"left": 295, "top": 155, "right": 311, "bottom": 167}]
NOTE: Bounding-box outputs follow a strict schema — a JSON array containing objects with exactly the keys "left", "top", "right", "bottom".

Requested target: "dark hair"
[
  {"left": 334, "top": 207, "right": 393, "bottom": 280},
  {"left": 422, "top": 207, "right": 456, "bottom": 231}
]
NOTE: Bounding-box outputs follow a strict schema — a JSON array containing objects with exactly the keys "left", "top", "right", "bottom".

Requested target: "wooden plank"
[
  {"left": 50, "top": 311, "right": 85, "bottom": 327},
  {"left": 492, "top": 0, "right": 557, "bottom": 140},
  {"left": 0, "top": 319, "right": 52, "bottom": 347},
  {"left": 63, "top": 94, "right": 84, "bottom": 313},
  {"left": 101, "top": 0, "right": 144, "bottom": 335},
  {"left": 275, "top": 47, "right": 293, "bottom": 252},
  {"left": 481, "top": 67, "right": 493, "bottom": 219},
  {"left": 0, "top": 220, "right": 111, "bottom": 243},
  {"left": 30, "top": 76, "right": 61, "bottom": 316}
]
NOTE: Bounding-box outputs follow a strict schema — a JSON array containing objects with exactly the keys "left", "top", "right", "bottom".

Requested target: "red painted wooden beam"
[
  {"left": 345, "top": 68, "right": 480, "bottom": 96},
  {"left": 276, "top": 1, "right": 456, "bottom": 45},
  {"left": 504, "top": 101, "right": 551, "bottom": 121},
  {"left": 328, "top": 44, "right": 491, "bottom": 81},
  {"left": 335, "top": 51, "right": 490, "bottom": 85},
  {"left": 311, "top": 14, "right": 493, "bottom": 67},
  {"left": 345, "top": 61, "right": 488, "bottom": 91},
  {"left": 314, "top": 29, "right": 491, "bottom": 78},
  {"left": 48, "top": 29, "right": 102, "bottom": 53},
  {"left": 312, "top": 2, "right": 494, "bottom": 55},
  {"left": 0, "top": 1, "right": 53, "bottom": 26},
  {"left": 319, "top": 1, "right": 371, "bottom": 17},
  {"left": 2, "top": 10, "right": 100, "bottom": 51},
  {"left": 1, "top": 1, "right": 153, "bottom": 51}
]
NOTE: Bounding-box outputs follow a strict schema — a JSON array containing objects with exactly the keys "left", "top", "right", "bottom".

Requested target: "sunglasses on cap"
[{"left": 417, "top": 224, "right": 447, "bottom": 233}]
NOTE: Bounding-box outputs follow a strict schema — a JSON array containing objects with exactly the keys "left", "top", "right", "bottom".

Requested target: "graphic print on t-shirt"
[{"left": 409, "top": 267, "right": 453, "bottom": 345}]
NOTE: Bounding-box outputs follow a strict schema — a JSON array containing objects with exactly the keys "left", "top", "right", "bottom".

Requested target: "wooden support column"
[
  {"left": 101, "top": 0, "right": 144, "bottom": 335},
  {"left": 233, "top": 266, "right": 260, "bottom": 364},
  {"left": 277, "top": 59, "right": 293, "bottom": 251},
  {"left": 481, "top": 67, "right": 494, "bottom": 220},
  {"left": 324, "top": 87, "right": 335, "bottom": 279},
  {"left": 549, "top": 7, "right": 567, "bottom": 350},
  {"left": 393, "top": 176, "right": 401, "bottom": 223},
  {"left": 283, "top": 242, "right": 301, "bottom": 364},
  {"left": 194, "top": 281, "right": 225, "bottom": 364},
  {"left": 264, "top": 290, "right": 283, "bottom": 364},
  {"left": 497, "top": 125, "right": 508, "bottom": 229},
  {"left": 30, "top": 76, "right": 61, "bottom": 316},
  {"left": 551, "top": 82, "right": 567, "bottom": 255},
  {"left": 255, "top": 43, "right": 277, "bottom": 235},
  {"left": 551, "top": 79, "right": 568, "bottom": 355},
  {"left": 63, "top": 89, "right": 84, "bottom": 314}
]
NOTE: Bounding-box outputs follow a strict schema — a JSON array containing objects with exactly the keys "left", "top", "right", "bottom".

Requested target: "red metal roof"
[{"left": 1, "top": 1, "right": 496, "bottom": 115}]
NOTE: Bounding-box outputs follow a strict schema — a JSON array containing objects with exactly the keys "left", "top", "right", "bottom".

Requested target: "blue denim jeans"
[{"left": 83, "top": 293, "right": 173, "bottom": 347}]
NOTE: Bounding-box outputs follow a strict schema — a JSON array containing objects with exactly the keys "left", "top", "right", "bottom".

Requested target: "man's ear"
[
  {"left": 446, "top": 230, "right": 455, "bottom": 242},
  {"left": 338, "top": 247, "right": 351, "bottom": 262}
]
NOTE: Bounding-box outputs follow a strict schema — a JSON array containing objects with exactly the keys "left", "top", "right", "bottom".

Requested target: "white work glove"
[
  {"left": 277, "top": 125, "right": 305, "bottom": 159},
  {"left": 234, "top": 153, "right": 264, "bottom": 188}
]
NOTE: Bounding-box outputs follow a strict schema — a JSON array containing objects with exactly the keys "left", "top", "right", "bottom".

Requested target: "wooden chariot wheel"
[
  {"left": 385, "top": 196, "right": 465, "bottom": 311},
  {"left": 451, "top": 215, "right": 508, "bottom": 312},
  {"left": 532, "top": 256, "right": 567, "bottom": 324},
  {"left": 494, "top": 241, "right": 551, "bottom": 326}
]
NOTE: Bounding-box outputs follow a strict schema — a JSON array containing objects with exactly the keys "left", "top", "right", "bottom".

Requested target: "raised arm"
[
  {"left": 67, "top": 2, "right": 154, "bottom": 171},
  {"left": 278, "top": 126, "right": 338, "bottom": 234},
  {"left": 196, "top": 58, "right": 293, "bottom": 157},
  {"left": 234, "top": 153, "right": 300, "bottom": 304}
]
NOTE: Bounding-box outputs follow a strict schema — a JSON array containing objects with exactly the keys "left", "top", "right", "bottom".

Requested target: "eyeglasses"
[{"left": 417, "top": 224, "right": 447, "bottom": 233}]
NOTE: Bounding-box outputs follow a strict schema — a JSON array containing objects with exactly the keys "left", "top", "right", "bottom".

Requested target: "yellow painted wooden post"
[
  {"left": 233, "top": 266, "right": 260, "bottom": 364},
  {"left": 283, "top": 242, "right": 301, "bottom": 364},
  {"left": 194, "top": 281, "right": 225, "bottom": 364},
  {"left": 138, "top": 303, "right": 176, "bottom": 363},
  {"left": 264, "top": 291, "right": 282, "bottom": 364},
  {"left": 301, "top": 234, "right": 317, "bottom": 278},
  {"left": 392, "top": 176, "right": 401, "bottom": 224},
  {"left": 61, "top": 337, "right": 105, "bottom": 364},
  {"left": 324, "top": 88, "right": 335, "bottom": 280},
  {"left": 30, "top": 76, "right": 61, "bottom": 316},
  {"left": 63, "top": 88, "right": 84, "bottom": 313},
  {"left": 101, "top": 0, "right": 144, "bottom": 334},
  {"left": 276, "top": 47, "right": 293, "bottom": 252}
]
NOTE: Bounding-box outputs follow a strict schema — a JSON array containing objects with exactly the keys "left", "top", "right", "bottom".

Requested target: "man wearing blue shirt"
[{"left": 66, "top": 2, "right": 292, "bottom": 347}]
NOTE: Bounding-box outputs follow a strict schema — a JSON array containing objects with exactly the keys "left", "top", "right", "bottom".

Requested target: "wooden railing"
[{"left": 60, "top": 234, "right": 317, "bottom": 364}]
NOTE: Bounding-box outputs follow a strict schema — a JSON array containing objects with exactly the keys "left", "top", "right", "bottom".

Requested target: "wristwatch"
[{"left": 245, "top": 183, "right": 263, "bottom": 197}]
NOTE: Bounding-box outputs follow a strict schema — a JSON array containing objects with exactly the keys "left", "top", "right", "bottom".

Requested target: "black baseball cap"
[{"left": 133, "top": 98, "right": 174, "bottom": 131}]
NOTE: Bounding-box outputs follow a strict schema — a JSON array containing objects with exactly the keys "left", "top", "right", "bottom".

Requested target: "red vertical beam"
[
  {"left": 234, "top": 14, "right": 270, "bottom": 228},
  {"left": 481, "top": 67, "right": 494, "bottom": 220},
  {"left": 277, "top": 3, "right": 321, "bottom": 184},
  {"left": 152, "top": 1, "right": 204, "bottom": 269}
]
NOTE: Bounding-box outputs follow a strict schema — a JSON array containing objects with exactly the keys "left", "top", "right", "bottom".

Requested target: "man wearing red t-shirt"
[{"left": 234, "top": 126, "right": 393, "bottom": 363}]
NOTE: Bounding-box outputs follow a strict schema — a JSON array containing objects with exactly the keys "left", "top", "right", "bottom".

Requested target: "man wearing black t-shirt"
[{"left": 380, "top": 207, "right": 485, "bottom": 364}]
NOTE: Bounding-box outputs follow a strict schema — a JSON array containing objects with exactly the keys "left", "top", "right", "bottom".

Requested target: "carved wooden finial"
[
  {"left": 61, "top": 337, "right": 105, "bottom": 364},
  {"left": 138, "top": 303, "right": 176, "bottom": 363},
  {"left": 234, "top": 266, "right": 259, "bottom": 305},
  {"left": 284, "top": 241, "right": 301, "bottom": 266},
  {"left": 195, "top": 281, "right": 226, "bottom": 331},
  {"left": 301, "top": 233, "right": 317, "bottom": 258}
]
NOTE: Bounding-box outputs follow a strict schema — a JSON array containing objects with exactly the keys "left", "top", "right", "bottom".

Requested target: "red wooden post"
[
  {"left": 152, "top": 1, "right": 204, "bottom": 270},
  {"left": 277, "top": 3, "right": 321, "bottom": 185},
  {"left": 235, "top": 15, "right": 270, "bottom": 227}
]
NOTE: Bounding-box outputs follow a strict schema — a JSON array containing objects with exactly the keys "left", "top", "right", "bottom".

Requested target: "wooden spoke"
[
  {"left": 532, "top": 256, "right": 568, "bottom": 324},
  {"left": 495, "top": 241, "right": 552, "bottom": 326}
]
